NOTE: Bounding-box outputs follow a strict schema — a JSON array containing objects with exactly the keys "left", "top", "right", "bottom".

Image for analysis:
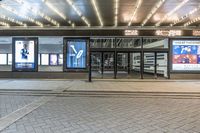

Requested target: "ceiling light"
[
  {"left": 141, "top": 0, "right": 165, "bottom": 26},
  {"left": 184, "top": 16, "right": 200, "bottom": 26},
  {"left": 128, "top": 0, "right": 143, "bottom": 26},
  {"left": 0, "top": 14, "right": 27, "bottom": 26},
  {"left": 0, "top": 21, "right": 10, "bottom": 27},
  {"left": 14, "top": 0, "right": 59, "bottom": 26},
  {"left": 155, "top": 0, "right": 189, "bottom": 26},
  {"left": 91, "top": 0, "right": 103, "bottom": 26},
  {"left": 66, "top": 0, "right": 90, "bottom": 27},
  {"left": 0, "top": 3, "right": 43, "bottom": 27},
  {"left": 171, "top": 6, "right": 200, "bottom": 26},
  {"left": 114, "top": 0, "right": 119, "bottom": 26}
]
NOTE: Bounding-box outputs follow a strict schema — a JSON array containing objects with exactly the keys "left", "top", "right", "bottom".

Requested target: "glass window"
[
  {"left": 143, "top": 38, "right": 168, "bottom": 48},
  {"left": 90, "top": 38, "right": 115, "bottom": 48},
  {"left": 50, "top": 54, "right": 58, "bottom": 65},
  {"left": 41, "top": 54, "right": 49, "bottom": 65},
  {"left": 38, "top": 54, "right": 41, "bottom": 65},
  {"left": 8, "top": 54, "right": 12, "bottom": 65},
  {"left": 58, "top": 54, "right": 63, "bottom": 65},
  {"left": 116, "top": 38, "right": 142, "bottom": 48},
  {"left": 38, "top": 37, "right": 63, "bottom": 71},
  {"left": 0, "top": 54, "right": 7, "bottom": 65}
]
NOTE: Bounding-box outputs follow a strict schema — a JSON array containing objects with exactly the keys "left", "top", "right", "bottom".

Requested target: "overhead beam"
[{"left": 0, "top": 26, "right": 199, "bottom": 30}]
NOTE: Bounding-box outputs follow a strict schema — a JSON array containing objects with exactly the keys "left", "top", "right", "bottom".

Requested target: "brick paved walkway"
[
  {"left": 1, "top": 96, "right": 200, "bottom": 133},
  {"left": 0, "top": 95, "right": 39, "bottom": 118}
]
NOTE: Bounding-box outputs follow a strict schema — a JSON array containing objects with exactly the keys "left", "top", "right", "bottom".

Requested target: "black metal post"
[
  {"left": 88, "top": 40, "right": 92, "bottom": 82},
  {"left": 101, "top": 52, "right": 104, "bottom": 78},
  {"left": 113, "top": 38, "right": 117, "bottom": 79},
  {"left": 114, "top": 51, "right": 117, "bottom": 79},
  {"left": 128, "top": 52, "right": 130, "bottom": 74},
  {"left": 154, "top": 52, "right": 157, "bottom": 79},
  {"left": 167, "top": 38, "right": 171, "bottom": 79},
  {"left": 141, "top": 38, "right": 144, "bottom": 79}
]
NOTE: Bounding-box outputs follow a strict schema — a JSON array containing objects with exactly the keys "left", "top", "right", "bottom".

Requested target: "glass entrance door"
[
  {"left": 117, "top": 53, "right": 128, "bottom": 78},
  {"left": 130, "top": 52, "right": 141, "bottom": 79},
  {"left": 91, "top": 52, "right": 102, "bottom": 78},
  {"left": 103, "top": 52, "right": 114, "bottom": 78},
  {"left": 116, "top": 52, "right": 141, "bottom": 79},
  {"left": 156, "top": 52, "right": 168, "bottom": 79},
  {"left": 143, "top": 52, "right": 168, "bottom": 79}
]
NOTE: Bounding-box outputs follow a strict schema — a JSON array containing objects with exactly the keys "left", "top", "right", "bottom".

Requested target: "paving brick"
[{"left": 1, "top": 96, "right": 200, "bottom": 133}]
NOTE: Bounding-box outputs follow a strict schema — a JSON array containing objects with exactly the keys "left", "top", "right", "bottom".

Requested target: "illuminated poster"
[
  {"left": 50, "top": 54, "right": 58, "bottom": 65},
  {"left": 172, "top": 40, "right": 200, "bottom": 71},
  {"left": 66, "top": 40, "right": 86, "bottom": 68},
  {"left": 14, "top": 40, "right": 36, "bottom": 70}
]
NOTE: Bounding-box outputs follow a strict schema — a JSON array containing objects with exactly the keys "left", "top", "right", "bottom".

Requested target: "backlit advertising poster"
[
  {"left": 66, "top": 40, "right": 87, "bottom": 68},
  {"left": 50, "top": 54, "right": 58, "bottom": 65},
  {"left": 172, "top": 40, "right": 200, "bottom": 71},
  {"left": 13, "top": 38, "right": 38, "bottom": 71}
]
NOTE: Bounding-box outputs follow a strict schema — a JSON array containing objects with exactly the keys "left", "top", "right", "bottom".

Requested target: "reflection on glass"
[
  {"left": 38, "top": 54, "right": 40, "bottom": 65},
  {"left": 130, "top": 53, "right": 141, "bottom": 79},
  {"left": 143, "top": 53, "right": 155, "bottom": 79},
  {"left": 143, "top": 38, "right": 168, "bottom": 48},
  {"left": 157, "top": 53, "right": 168, "bottom": 78},
  {"left": 41, "top": 54, "right": 49, "bottom": 65},
  {"left": 0, "top": 54, "right": 7, "bottom": 65},
  {"left": 116, "top": 38, "right": 141, "bottom": 48}
]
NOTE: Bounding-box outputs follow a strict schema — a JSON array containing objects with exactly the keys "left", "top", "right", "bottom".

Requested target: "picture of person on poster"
[{"left": 21, "top": 43, "right": 29, "bottom": 60}]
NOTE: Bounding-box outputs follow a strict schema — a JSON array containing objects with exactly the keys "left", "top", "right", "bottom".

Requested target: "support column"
[
  {"left": 127, "top": 52, "right": 130, "bottom": 75},
  {"left": 101, "top": 52, "right": 104, "bottom": 78},
  {"left": 141, "top": 38, "right": 144, "bottom": 79},
  {"left": 154, "top": 52, "right": 157, "bottom": 79},
  {"left": 88, "top": 41, "right": 92, "bottom": 82}
]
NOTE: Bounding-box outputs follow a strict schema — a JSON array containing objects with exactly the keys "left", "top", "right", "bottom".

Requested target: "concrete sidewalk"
[{"left": 0, "top": 79, "right": 200, "bottom": 93}]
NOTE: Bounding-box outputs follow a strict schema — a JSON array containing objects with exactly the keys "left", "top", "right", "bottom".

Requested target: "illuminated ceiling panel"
[{"left": 0, "top": 0, "right": 199, "bottom": 28}]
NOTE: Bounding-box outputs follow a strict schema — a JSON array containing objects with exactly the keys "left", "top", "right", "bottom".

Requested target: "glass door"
[
  {"left": 103, "top": 52, "right": 114, "bottom": 78},
  {"left": 117, "top": 52, "right": 128, "bottom": 78},
  {"left": 143, "top": 52, "right": 156, "bottom": 79},
  {"left": 91, "top": 52, "right": 102, "bottom": 78},
  {"left": 156, "top": 52, "right": 168, "bottom": 79},
  {"left": 143, "top": 52, "right": 168, "bottom": 79},
  {"left": 130, "top": 52, "right": 141, "bottom": 79}
]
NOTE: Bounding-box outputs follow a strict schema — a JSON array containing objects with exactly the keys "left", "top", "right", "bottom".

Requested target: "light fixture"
[
  {"left": 155, "top": 0, "right": 189, "bottom": 26},
  {"left": 0, "top": 21, "right": 10, "bottom": 27},
  {"left": 171, "top": 6, "right": 200, "bottom": 26},
  {"left": 141, "top": 0, "right": 165, "bottom": 26},
  {"left": 13, "top": 0, "right": 59, "bottom": 26},
  {"left": 42, "top": 0, "right": 75, "bottom": 26},
  {"left": 66, "top": 0, "right": 90, "bottom": 27},
  {"left": 114, "top": 0, "right": 119, "bottom": 26},
  {"left": 91, "top": 0, "right": 103, "bottom": 26},
  {"left": 128, "top": 0, "right": 142, "bottom": 26},
  {"left": 0, "top": 14, "right": 27, "bottom": 26},
  {"left": 0, "top": 3, "right": 43, "bottom": 27},
  {"left": 184, "top": 16, "right": 200, "bottom": 26}
]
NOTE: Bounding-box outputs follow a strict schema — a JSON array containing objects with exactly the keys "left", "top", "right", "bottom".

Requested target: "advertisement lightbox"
[
  {"left": 66, "top": 40, "right": 87, "bottom": 69},
  {"left": 12, "top": 38, "right": 38, "bottom": 71},
  {"left": 172, "top": 40, "right": 200, "bottom": 71}
]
